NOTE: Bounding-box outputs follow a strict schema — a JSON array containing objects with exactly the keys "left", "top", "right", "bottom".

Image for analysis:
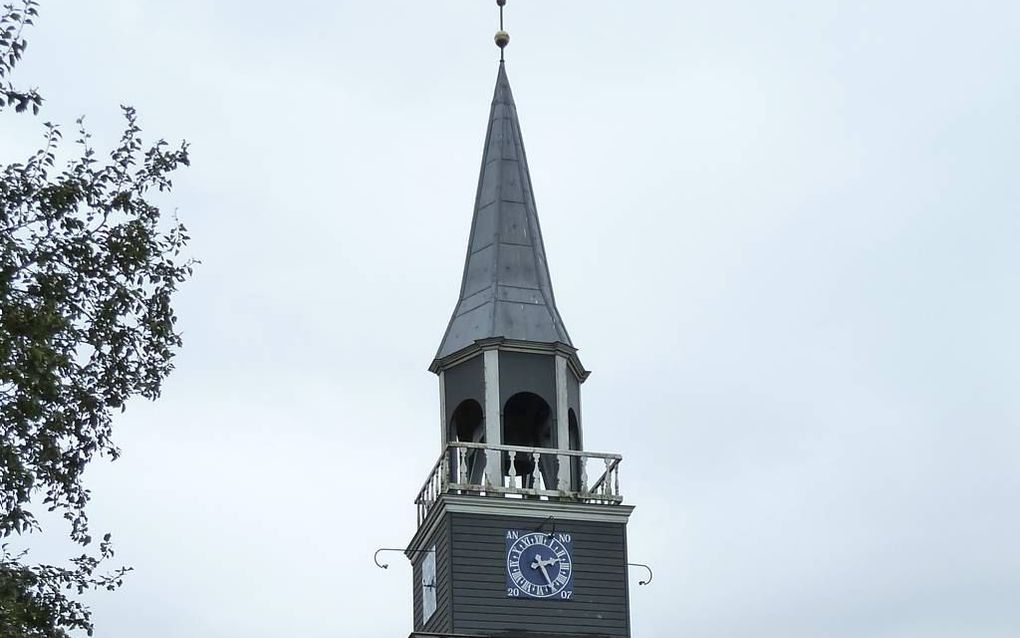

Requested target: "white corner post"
[
  {"left": 555, "top": 355, "right": 570, "bottom": 491},
  {"left": 483, "top": 349, "right": 502, "bottom": 488},
  {"left": 438, "top": 370, "right": 447, "bottom": 450}
]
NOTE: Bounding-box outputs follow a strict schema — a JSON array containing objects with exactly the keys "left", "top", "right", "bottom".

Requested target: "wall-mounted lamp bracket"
[
  {"left": 373, "top": 547, "right": 434, "bottom": 570},
  {"left": 627, "top": 562, "right": 654, "bottom": 586},
  {"left": 534, "top": 515, "right": 557, "bottom": 539}
]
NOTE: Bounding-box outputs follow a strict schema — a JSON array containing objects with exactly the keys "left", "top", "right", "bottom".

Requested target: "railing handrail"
[{"left": 415, "top": 447, "right": 450, "bottom": 505}]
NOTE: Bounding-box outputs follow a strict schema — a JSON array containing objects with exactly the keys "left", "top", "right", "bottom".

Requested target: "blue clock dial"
[{"left": 505, "top": 529, "right": 574, "bottom": 599}]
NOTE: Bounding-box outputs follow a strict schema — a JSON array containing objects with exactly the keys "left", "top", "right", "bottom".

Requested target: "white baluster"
[
  {"left": 604, "top": 459, "right": 611, "bottom": 496},
  {"left": 580, "top": 456, "right": 588, "bottom": 493},
  {"left": 508, "top": 450, "right": 517, "bottom": 489},
  {"left": 614, "top": 464, "right": 620, "bottom": 497},
  {"left": 458, "top": 447, "right": 467, "bottom": 484},
  {"left": 533, "top": 451, "right": 542, "bottom": 489}
]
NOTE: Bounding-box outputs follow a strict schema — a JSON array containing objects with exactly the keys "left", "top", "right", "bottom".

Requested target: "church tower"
[{"left": 406, "top": 5, "right": 633, "bottom": 637}]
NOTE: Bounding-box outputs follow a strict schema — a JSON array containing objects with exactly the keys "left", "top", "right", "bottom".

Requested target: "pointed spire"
[{"left": 433, "top": 64, "right": 573, "bottom": 364}]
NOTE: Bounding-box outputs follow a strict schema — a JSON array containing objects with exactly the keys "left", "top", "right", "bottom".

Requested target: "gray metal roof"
[{"left": 434, "top": 62, "right": 573, "bottom": 363}]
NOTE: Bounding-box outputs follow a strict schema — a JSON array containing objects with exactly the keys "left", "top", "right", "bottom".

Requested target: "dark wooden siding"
[
  {"left": 449, "top": 512, "right": 630, "bottom": 637},
  {"left": 444, "top": 354, "right": 485, "bottom": 433},
  {"left": 499, "top": 351, "right": 556, "bottom": 410},
  {"left": 411, "top": 517, "right": 453, "bottom": 634}
]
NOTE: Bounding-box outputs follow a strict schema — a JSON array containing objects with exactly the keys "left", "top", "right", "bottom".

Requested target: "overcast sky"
[{"left": 2, "top": 1, "right": 1019, "bottom": 637}]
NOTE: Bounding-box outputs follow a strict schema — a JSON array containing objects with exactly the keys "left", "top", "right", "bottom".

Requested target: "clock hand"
[
  {"left": 537, "top": 562, "right": 554, "bottom": 587},
  {"left": 529, "top": 554, "right": 558, "bottom": 587},
  {"left": 531, "top": 555, "right": 557, "bottom": 568}
]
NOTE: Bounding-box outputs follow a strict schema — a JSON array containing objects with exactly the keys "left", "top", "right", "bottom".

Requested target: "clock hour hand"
[
  {"left": 530, "top": 555, "right": 556, "bottom": 587},
  {"left": 531, "top": 555, "right": 560, "bottom": 568}
]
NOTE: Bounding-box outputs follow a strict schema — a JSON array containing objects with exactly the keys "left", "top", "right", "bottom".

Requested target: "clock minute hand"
[{"left": 536, "top": 562, "right": 554, "bottom": 587}]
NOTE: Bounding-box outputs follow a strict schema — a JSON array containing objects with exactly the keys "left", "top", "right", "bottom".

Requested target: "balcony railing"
[{"left": 415, "top": 442, "right": 623, "bottom": 525}]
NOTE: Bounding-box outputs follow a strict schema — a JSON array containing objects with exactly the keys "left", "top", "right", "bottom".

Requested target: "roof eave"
[{"left": 429, "top": 338, "right": 589, "bottom": 382}]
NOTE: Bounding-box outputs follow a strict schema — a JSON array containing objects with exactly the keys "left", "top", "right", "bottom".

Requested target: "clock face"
[
  {"left": 505, "top": 530, "right": 574, "bottom": 600},
  {"left": 421, "top": 546, "right": 437, "bottom": 623}
]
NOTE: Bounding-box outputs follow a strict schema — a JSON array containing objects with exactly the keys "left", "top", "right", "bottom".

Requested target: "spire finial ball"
[
  {"left": 495, "top": 30, "right": 510, "bottom": 49},
  {"left": 497, "top": 0, "right": 506, "bottom": 6}
]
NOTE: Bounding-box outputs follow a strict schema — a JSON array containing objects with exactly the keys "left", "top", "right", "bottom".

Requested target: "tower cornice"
[
  {"left": 407, "top": 494, "right": 634, "bottom": 557},
  {"left": 429, "top": 338, "right": 589, "bottom": 382}
]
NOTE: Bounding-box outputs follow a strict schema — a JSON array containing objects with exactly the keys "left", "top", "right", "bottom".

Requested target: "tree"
[{"left": 1, "top": 2, "right": 193, "bottom": 635}]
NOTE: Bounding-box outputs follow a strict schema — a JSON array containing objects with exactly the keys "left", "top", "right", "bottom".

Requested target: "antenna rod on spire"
[{"left": 495, "top": 0, "right": 510, "bottom": 62}]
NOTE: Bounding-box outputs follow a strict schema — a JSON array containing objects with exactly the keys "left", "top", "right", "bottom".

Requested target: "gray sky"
[{"left": 2, "top": 1, "right": 1019, "bottom": 636}]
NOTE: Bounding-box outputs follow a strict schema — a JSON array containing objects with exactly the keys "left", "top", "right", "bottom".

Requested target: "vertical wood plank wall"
[{"left": 449, "top": 512, "right": 630, "bottom": 637}]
